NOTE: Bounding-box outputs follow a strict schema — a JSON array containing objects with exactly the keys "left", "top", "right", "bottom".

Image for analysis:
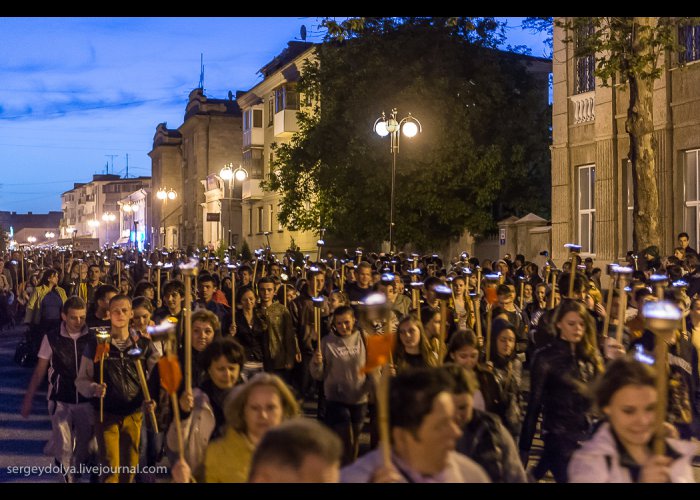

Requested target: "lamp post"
[
  {"left": 373, "top": 108, "right": 422, "bottom": 253},
  {"left": 157, "top": 188, "right": 178, "bottom": 248},
  {"left": 122, "top": 201, "right": 140, "bottom": 251},
  {"left": 219, "top": 163, "right": 248, "bottom": 249}
]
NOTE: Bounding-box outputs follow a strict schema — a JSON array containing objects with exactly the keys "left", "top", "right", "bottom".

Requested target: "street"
[
  {"left": 0, "top": 324, "right": 61, "bottom": 482},
  {"left": 1, "top": 318, "right": 699, "bottom": 483}
]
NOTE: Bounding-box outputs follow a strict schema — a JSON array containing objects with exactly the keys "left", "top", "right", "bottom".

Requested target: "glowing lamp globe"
[
  {"left": 402, "top": 121, "right": 418, "bottom": 138},
  {"left": 374, "top": 121, "right": 389, "bottom": 137}
]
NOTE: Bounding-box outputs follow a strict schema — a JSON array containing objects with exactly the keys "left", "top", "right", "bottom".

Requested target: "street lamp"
[
  {"left": 373, "top": 108, "right": 422, "bottom": 253},
  {"left": 27, "top": 236, "right": 37, "bottom": 245},
  {"left": 102, "top": 212, "right": 116, "bottom": 222},
  {"left": 157, "top": 188, "right": 177, "bottom": 201},
  {"left": 44, "top": 231, "right": 55, "bottom": 239},
  {"left": 219, "top": 163, "right": 249, "bottom": 247}
]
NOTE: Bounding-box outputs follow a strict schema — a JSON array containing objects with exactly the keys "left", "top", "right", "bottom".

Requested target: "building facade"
[
  {"left": 551, "top": 19, "right": 700, "bottom": 264},
  {"left": 59, "top": 175, "right": 151, "bottom": 248},
  {"left": 236, "top": 41, "right": 318, "bottom": 256},
  {"left": 149, "top": 88, "right": 242, "bottom": 250}
]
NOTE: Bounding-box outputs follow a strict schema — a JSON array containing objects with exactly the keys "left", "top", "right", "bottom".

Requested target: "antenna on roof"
[
  {"left": 198, "top": 53, "right": 204, "bottom": 90},
  {"left": 300, "top": 25, "right": 307, "bottom": 41},
  {"left": 105, "top": 155, "right": 118, "bottom": 175}
]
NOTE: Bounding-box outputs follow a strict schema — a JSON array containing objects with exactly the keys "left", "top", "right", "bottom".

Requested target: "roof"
[
  {"left": 0, "top": 211, "right": 63, "bottom": 232},
  {"left": 515, "top": 213, "right": 548, "bottom": 224},
  {"left": 183, "top": 88, "right": 242, "bottom": 122},
  {"left": 258, "top": 41, "right": 315, "bottom": 78}
]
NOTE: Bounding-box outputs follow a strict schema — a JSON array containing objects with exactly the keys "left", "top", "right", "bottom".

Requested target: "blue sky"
[{"left": 0, "top": 17, "right": 550, "bottom": 214}]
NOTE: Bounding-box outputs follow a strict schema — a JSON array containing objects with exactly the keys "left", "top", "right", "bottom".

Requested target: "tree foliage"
[{"left": 264, "top": 17, "right": 551, "bottom": 251}]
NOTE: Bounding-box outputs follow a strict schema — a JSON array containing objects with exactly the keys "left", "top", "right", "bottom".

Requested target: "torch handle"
[
  {"left": 653, "top": 338, "right": 668, "bottom": 456},
  {"left": 184, "top": 274, "right": 192, "bottom": 394},
  {"left": 616, "top": 276, "right": 627, "bottom": 345},
  {"left": 170, "top": 392, "right": 185, "bottom": 462},
  {"left": 134, "top": 359, "right": 159, "bottom": 434},
  {"left": 601, "top": 275, "right": 615, "bottom": 340},
  {"left": 99, "top": 353, "right": 105, "bottom": 423},
  {"left": 439, "top": 299, "right": 447, "bottom": 364}
]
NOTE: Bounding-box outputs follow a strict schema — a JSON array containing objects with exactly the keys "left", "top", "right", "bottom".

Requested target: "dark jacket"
[
  {"left": 630, "top": 330, "right": 700, "bottom": 427},
  {"left": 457, "top": 409, "right": 527, "bottom": 483},
  {"left": 83, "top": 331, "right": 159, "bottom": 417},
  {"left": 46, "top": 324, "right": 93, "bottom": 404},
  {"left": 519, "top": 338, "right": 600, "bottom": 454}
]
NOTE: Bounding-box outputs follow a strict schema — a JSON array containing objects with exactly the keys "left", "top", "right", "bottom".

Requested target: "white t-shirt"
[
  {"left": 37, "top": 331, "right": 83, "bottom": 360},
  {"left": 39, "top": 330, "right": 83, "bottom": 402}
]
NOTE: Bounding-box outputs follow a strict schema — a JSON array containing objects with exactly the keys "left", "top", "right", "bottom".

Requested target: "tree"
[
  {"left": 544, "top": 17, "right": 699, "bottom": 253},
  {"left": 240, "top": 239, "right": 252, "bottom": 261},
  {"left": 264, "top": 17, "right": 551, "bottom": 251}
]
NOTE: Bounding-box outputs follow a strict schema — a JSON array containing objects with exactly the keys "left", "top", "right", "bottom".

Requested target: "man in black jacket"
[
  {"left": 21, "top": 296, "right": 93, "bottom": 482},
  {"left": 76, "top": 294, "right": 159, "bottom": 483}
]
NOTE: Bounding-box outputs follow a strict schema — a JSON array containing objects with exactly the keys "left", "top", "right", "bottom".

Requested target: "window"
[
  {"left": 684, "top": 149, "right": 700, "bottom": 249},
  {"left": 268, "top": 204, "right": 274, "bottom": 233},
  {"left": 274, "top": 85, "right": 299, "bottom": 113},
  {"left": 679, "top": 25, "right": 700, "bottom": 63},
  {"left": 277, "top": 202, "right": 284, "bottom": 232},
  {"left": 253, "top": 109, "right": 263, "bottom": 128},
  {"left": 257, "top": 207, "right": 264, "bottom": 233},
  {"left": 575, "top": 24, "right": 595, "bottom": 94},
  {"left": 243, "top": 109, "right": 251, "bottom": 131},
  {"left": 578, "top": 165, "right": 596, "bottom": 254},
  {"left": 243, "top": 149, "right": 263, "bottom": 179},
  {"left": 624, "top": 160, "right": 634, "bottom": 253},
  {"left": 248, "top": 208, "right": 253, "bottom": 236}
]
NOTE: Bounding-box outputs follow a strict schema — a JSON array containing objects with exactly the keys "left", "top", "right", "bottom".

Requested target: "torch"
[
  {"left": 95, "top": 328, "right": 111, "bottom": 423},
  {"left": 613, "top": 266, "right": 634, "bottom": 345},
  {"left": 127, "top": 347, "right": 159, "bottom": 433},
  {"left": 179, "top": 258, "right": 199, "bottom": 394},
  {"left": 643, "top": 300, "right": 681, "bottom": 456},
  {"left": 483, "top": 273, "right": 501, "bottom": 364},
  {"left": 433, "top": 284, "right": 452, "bottom": 364},
  {"left": 564, "top": 243, "right": 582, "bottom": 298},
  {"left": 601, "top": 263, "right": 619, "bottom": 341}
]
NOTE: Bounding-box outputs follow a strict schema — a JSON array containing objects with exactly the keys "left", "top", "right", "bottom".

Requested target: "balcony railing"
[
  {"left": 243, "top": 127, "right": 264, "bottom": 148},
  {"left": 241, "top": 179, "right": 264, "bottom": 201},
  {"left": 570, "top": 91, "right": 595, "bottom": 124},
  {"left": 273, "top": 109, "right": 300, "bottom": 138}
]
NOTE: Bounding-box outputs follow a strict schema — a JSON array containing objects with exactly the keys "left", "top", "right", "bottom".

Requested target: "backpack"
[{"left": 14, "top": 339, "right": 37, "bottom": 367}]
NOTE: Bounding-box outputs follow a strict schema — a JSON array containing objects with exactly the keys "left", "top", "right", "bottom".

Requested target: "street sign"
[{"left": 206, "top": 213, "right": 220, "bottom": 222}]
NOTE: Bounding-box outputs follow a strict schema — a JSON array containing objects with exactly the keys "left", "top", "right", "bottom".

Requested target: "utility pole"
[{"left": 125, "top": 154, "right": 129, "bottom": 178}]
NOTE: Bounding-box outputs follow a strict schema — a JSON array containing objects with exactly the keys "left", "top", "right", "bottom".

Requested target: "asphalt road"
[{"left": 0, "top": 324, "right": 62, "bottom": 483}]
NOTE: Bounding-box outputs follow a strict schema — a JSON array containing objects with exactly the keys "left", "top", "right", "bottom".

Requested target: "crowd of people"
[{"left": 3, "top": 232, "right": 700, "bottom": 483}]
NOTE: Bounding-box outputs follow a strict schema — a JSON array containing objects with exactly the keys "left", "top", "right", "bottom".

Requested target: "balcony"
[
  {"left": 241, "top": 179, "right": 264, "bottom": 201},
  {"left": 243, "top": 127, "right": 264, "bottom": 148},
  {"left": 570, "top": 91, "right": 595, "bottom": 124},
  {"left": 273, "top": 109, "right": 299, "bottom": 138}
]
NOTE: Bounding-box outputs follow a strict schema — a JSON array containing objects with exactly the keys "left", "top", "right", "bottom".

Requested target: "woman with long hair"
[
  {"left": 519, "top": 299, "right": 604, "bottom": 483},
  {"left": 488, "top": 319, "right": 523, "bottom": 441},
  {"left": 451, "top": 275, "right": 474, "bottom": 331},
  {"left": 234, "top": 286, "right": 267, "bottom": 381},
  {"left": 393, "top": 314, "right": 439, "bottom": 373},
  {"left": 569, "top": 357, "right": 696, "bottom": 483}
]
